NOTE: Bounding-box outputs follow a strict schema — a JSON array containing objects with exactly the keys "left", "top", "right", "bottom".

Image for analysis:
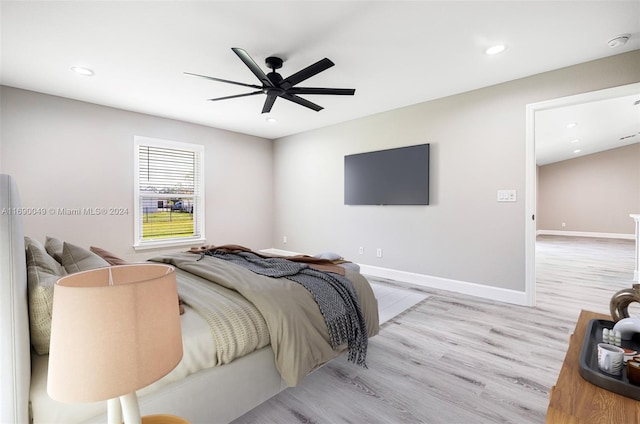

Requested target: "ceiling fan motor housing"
[
  {"left": 267, "top": 71, "right": 283, "bottom": 85},
  {"left": 265, "top": 56, "right": 284, "bottom": 85}
]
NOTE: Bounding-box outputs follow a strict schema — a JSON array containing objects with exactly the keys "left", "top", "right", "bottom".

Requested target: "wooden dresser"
[{"left": 546, "top": 310, "right": 640, "bottom": 423}]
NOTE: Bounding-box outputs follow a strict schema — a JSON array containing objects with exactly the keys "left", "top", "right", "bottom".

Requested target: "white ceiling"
[
  {"left": 535, "top": 91, "right": 640, "bottom": 165},
  {"left": 1, "top": 1, "right": 639, "bottom": 164}
]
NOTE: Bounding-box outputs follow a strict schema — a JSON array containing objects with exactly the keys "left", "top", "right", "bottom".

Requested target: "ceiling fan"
[{"left": 185, "top": 47, "right": 355, "bottom": 113}]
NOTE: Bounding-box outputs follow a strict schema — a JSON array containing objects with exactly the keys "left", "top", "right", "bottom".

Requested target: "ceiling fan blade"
[
  {"left": 207, "top": 91, "right": 263, "bottom": 102},
  {"left": 232, "top": 47, "right": 274, "bottom": 88},
  {"left": 280, "top": 58, "right": 334, "bottom": 90},
  {"left": 184, "top": 72, "right": 262, "bottom": 89},
  {"left": 280, "top": 93, "right": 323, "bottom": 112},
  {"left": 262, "top": 93, "right": 278, "bottom": 114},
  {"left": 288, "top": 87, "right": 355, "bottom": 96}
]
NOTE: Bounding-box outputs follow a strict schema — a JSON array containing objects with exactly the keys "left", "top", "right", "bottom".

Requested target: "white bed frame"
[{"left": 0, "top": 174, "right": 287, "bottom": 424}]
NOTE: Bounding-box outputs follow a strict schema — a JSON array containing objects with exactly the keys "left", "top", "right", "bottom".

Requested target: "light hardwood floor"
[{"left": 232, "top": 236, "right": 636, "bottom": 424}]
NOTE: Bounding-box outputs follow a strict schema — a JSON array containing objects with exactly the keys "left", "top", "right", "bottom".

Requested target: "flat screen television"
[{"left": 344, "top": 144, "right": 430, "bottom": 205}]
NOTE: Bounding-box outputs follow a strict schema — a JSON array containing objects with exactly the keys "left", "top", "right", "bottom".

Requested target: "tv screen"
[{"left": 344, "top": 144, "right": 430, "bottom": 205}]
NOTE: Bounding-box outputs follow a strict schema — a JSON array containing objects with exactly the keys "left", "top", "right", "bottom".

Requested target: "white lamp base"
[{"left": 108, "top": 392, "right": 141, "bottom": 424}]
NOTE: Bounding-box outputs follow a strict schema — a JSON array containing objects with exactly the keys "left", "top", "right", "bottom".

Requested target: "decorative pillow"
[
  {"left": 44, "top": 236, "right": 64, "bottom": 259},
  {"left": 56, "top": 242, "right": 110, "bottom": 274},
  {"left": 90, "top": 246, "right": 129, "bottom": 265},
  {"left": 25, "top": 237, "right": 67, "bottom": 355},
  {"left": 314, "top": 251, "right": 343, "bottom": 261}
]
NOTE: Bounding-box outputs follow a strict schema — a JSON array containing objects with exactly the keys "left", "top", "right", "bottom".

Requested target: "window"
[{"left": 134, "top": 136, "right": 205, "bottom": 250}]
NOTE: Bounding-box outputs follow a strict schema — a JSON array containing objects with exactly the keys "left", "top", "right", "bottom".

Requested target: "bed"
[{"left": 0, "top": 174, "right": 379, "bottom": 424}]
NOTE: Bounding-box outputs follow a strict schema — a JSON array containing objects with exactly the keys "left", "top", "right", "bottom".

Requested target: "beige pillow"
[
  {"left": 25, "top": 237, "right": 67, "bottom": 355},
  {"left": 56, "top": 242, "right": 110, "bottom": 274},
  {"left": 44, "top": 236, "right": 64, "bottom": 259}
]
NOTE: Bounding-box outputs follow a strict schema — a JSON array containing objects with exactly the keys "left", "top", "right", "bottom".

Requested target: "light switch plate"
[{"left": 497, "top": 189, "right": 517, "bottom": 202}]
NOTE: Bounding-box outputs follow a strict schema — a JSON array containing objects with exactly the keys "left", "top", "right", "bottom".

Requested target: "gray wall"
[
  {"left": 272, "top": 50, "right": 640, "bottom": 292},
  {"left": 538, "top": 143, "right": 640, "bottom": 235},
  {"left": 0, "top": 87, "right": 274, "bottom": 262}
]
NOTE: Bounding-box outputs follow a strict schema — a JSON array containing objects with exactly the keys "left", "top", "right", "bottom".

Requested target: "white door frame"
[{"left": 525, "top": 82, "right": 640, "bottom": 307}]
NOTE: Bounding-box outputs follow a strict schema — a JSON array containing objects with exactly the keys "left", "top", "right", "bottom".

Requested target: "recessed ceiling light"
[
  {"left": 71, "top": 66, "right": 94, "bottom": 76},
  {"left": 570, "top": 139, "right": 580, "bottom": 143},
  {"left": 485, "top": 44, "right": 507, "bottom": 55},
  {"left": 566, "top": 122, "right": 577, "bottom": 129},
  {"left": 265, "top": 117, "right": 277, "bottom": 124},
  {"left": 573, "top": 149, "right": 581, "bottom": 154}
]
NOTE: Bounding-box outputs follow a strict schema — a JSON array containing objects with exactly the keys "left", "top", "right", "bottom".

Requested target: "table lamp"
[{"left": 47, "top": 264, "right": 183, "bottom": 424}]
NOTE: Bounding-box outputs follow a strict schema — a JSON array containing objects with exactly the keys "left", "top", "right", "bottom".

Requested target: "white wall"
[
  {"left": 272, "top": 50, "right": 640, "bottom": 293},
  {"left": 0, "top": 87, "right": 274, "bottom": 262}
]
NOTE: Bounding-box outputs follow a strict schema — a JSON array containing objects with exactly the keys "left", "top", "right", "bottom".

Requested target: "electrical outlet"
[
  {"left": 376, "top": 248, "right": 383, "bottom": 258},
  {"left": 358, "top": 246, "right": 364, "bottom": 255}
]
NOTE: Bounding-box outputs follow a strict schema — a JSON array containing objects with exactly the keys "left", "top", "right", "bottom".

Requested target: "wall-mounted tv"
[{"left": 344, "top": 144, "right": 430, "bottom": 205}]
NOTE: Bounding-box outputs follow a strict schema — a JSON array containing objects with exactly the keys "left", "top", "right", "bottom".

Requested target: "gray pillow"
[
  {"left": 25, "top": 237, "right": 67, "bottom": 355},
  {"left": 44, "top": 236, "right": 64, "bottom": 259},
  {"left": 56, "top": 242, "right": 110, "bottom": 274},
  {"left": 314, "top": 251, "right": 343, "bottom": 261}
]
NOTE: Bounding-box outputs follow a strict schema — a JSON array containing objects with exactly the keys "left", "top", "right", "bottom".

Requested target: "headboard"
[{"left": 0, "top": 174, "right": 31, "bottom": 423}]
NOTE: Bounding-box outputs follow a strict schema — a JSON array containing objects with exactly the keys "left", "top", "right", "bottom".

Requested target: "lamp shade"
[{"left": 47, "top": 264, "right": 183, "bottom": 403}]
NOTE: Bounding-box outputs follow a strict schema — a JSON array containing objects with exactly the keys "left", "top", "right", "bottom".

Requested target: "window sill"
[{"left": 133, "top": 237, "right": 206, "bottom": 252}]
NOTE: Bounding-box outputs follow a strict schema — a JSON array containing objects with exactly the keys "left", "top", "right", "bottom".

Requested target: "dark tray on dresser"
[{"left": 579, "top": 318, "right": 640, "bottom": 400}]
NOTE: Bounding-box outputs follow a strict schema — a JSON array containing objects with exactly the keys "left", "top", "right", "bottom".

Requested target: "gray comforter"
[{"left": 150, "top": 252, "right": 379, "bottom": 386}]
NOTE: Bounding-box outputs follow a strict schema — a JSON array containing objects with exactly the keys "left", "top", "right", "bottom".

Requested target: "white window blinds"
[{"left": 134, "top": 136, "right": 204, "bottom": 249}]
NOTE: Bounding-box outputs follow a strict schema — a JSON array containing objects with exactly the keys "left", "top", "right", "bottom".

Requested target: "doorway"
[{"left": 525, "top": 82, "right": 640, "bottom": 306}]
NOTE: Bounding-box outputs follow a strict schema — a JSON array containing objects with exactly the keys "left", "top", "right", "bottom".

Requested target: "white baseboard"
[
  {"left": 358, "top": 264, "right": 529, "bottom": 306},
  {"left": 262, "top": 247, "right": 529, "bottom": 306},
  {"left": 537, "top": 230, "right": 635, "bottom": 240}
]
